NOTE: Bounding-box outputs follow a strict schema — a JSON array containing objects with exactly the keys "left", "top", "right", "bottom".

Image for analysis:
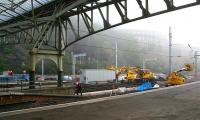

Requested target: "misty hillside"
[
  {"left": 0, "top": 28, "right": 195, "bottom": 75},
  {"left": 68, "top": 28, "right": 194, "bottom": 73}
]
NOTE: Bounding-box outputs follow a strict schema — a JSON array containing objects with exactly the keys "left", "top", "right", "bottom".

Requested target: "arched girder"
[
  {"left": 0, "top": 0, "right": 199, "bottom": 50},
  {"left": 61, "top": 0, "right": 200, "bottom": 50}
]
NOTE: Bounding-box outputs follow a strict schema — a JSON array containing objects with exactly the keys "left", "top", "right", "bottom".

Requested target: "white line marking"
[{"left": 1, "top": 81, "right": 200, "bottom": 117}]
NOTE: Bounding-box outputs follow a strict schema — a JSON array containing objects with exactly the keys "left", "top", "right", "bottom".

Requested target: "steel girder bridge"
[{"left": 0, "top": 0, "right": 199, "bottom": 88}]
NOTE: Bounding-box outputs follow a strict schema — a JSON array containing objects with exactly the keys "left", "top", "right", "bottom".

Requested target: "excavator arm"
[{"left": 166, "top": 64, "right": 192, "bottom": 86}]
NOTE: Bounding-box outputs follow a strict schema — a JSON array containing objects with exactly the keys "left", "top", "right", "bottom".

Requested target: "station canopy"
[{"left": 0, "top": 0, "right": 54, "bottom": 23}]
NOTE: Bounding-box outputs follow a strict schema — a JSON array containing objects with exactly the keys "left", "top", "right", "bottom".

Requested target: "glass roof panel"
[{"left": 0, "top": 0, "right": 54, "bottom": 23}]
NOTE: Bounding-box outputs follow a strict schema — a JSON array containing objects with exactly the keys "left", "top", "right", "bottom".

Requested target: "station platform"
[{"left": 1, "top": 81, "right": 200, "bottom": 120}]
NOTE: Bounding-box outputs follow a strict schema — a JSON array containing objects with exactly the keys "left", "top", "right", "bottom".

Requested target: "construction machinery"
[
  {"left": 106, "top": 65, "right": 128, "bottom": 81},
  {"left": 166, "top": 64, "right": 192, "bottom": 86},
  {"left": 106, "top": 65, "right": 117, "bottom": 71},
  {"left": 107, "top": 65, "right": 155, "bottom": 80},
  {"left": 134, "top": 69, "right": 156, "bottom": 85},
  {"left": 107, "top": 65, "right": 139, "bottom": 81},
  {"left": 106, "top": 65, "right": 158, "bottom": 91},
  {"left": 106, "top": 65, "right": 156, "bottom": 85},
  {"left": 126, "top": 67, "right": 140, "bottom": 82}
]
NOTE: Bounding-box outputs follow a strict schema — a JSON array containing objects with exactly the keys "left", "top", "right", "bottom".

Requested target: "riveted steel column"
[
  {"left": 57, "top": 21, "right": 63, "bottom": 87},
  {"left": 29, "top": 51, "right": 36, "bottom": 89},
  {"left": 57, "top": 55, "right": 63, "bottom": 87},
  {"left": 29, "top": 70, "right": 35, "bottom": 89}
]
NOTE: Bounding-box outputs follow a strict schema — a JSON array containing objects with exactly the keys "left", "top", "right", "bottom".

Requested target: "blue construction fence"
[{"left": 0, "top": 74, "right": 29, "bottom": 83}]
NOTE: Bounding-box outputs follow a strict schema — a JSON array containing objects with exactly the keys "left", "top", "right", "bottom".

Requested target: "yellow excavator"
[
  {"left": 126, "top": 67, "right": 140, "bottom": 82},
  {"left": 166, "top": 64, "right": 192, "bottom": 86},
  {"left": 106, "top": 65, "right": 125, "bottom": 80},
  {"left": 134, "top": 69, "right": 156, "bottom": 85},
  {"left": 106, "top": 65, "right": 117, "bottom": 71},
  {"left": 126, "top": 67, "right": 156, "bottom": 85},
  {"left": 106, "top": 65, "right": 156, "bottom": 84}
]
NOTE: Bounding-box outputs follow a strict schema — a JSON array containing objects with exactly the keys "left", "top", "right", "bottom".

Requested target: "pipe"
[{"left": 82, "top": 87, "right": 136, "bottom": 96}]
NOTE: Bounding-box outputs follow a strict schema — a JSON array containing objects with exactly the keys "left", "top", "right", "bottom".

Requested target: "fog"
[{"left": 66, "top": 0, "right": 199, "bottom": 73}]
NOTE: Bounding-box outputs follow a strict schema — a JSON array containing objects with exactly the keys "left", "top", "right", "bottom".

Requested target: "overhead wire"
[{"left": 63, "top": 17, "right": 193, "bottom": 59}]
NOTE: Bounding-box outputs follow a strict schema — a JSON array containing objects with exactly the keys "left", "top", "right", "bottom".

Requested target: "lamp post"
[
  {"left": 115, "top": 39, "right": 118, "bottom": 83},
  {"left": 169, "top": 27, "right": 172, "bottom": 74},
  {"left": 194, "top": 51, "right": 200, "bottom": 77},
  {"left": 187, "top": 43, "right": 199, "bottom": 77}
]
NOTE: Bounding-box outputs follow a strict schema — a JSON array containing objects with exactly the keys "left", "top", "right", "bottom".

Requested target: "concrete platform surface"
[{"left": 1, "top": 81, "right": 200, "bottom": 120}]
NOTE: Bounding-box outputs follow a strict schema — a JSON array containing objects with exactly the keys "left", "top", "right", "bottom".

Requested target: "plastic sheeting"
[{"left": 136, "top": 82, "right": 153, "bottom": 92}]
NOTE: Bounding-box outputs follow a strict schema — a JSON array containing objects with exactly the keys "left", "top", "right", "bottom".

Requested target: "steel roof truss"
[{"left": 136, "top": 0, "right": 150, "bottom": 16}]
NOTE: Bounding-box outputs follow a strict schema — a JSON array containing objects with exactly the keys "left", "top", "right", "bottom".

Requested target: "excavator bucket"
[{"left": 184, "top": 64, "right": 192, "bottom": 71}]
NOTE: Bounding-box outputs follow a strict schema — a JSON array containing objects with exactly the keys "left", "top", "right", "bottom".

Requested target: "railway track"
[{"left": 0, "top": 82, "right": 139, "bottom": 112}]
